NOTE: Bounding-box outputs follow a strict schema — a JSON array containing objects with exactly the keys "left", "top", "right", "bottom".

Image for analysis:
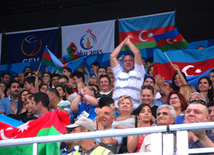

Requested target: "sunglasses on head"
[
  {"left": 189, "top": 99, "right": 206, "bottom": 105},
  {"left": 141, "top": 85, "right": 153, "bottom": 89}
]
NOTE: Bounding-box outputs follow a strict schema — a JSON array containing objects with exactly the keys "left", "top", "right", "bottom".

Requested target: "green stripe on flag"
[
  {"left": 41, "top": 58, "right": 56, "bottom": 67},
  {"left": 0, "top": 126, "right": 61, "bottom": 155},
  {"left": 67, "top": 46, "right": 74, "bottom": 61},
  {"left": 160, "top": 39, "right": 188, "bottom": 52},
  {"left": 121, "top": 41, "right": 157, "bottom": 51}
]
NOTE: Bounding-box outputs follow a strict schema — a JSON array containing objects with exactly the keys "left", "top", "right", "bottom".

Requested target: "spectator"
[
  {"left": 77, "top": 66, "right": 90, "bottom": 84},
  {"left": 71, "top": 71, "right": 85, "bottom": 93},
  {"left": 171, "top": 64, "right": 187, "bottom": 91},
  {"left": 42, "top": 72, "right": 51, "bottom": 88},
  {"left": 87, "top": 77, "right": 99, "bottom": 86},
  {"left": 147, "top": 65, "right": 153, "bottom": 77},
  {"left": 107, "top": 72, "right": 115, "bottom": 91},
  {"left": 127, "top": 104, "right": 153, "bottom": 153},
  {"left": 39, "top": 84, "right": 48, "bottom": 92},
  {"left": 95, "top": 106, "right": 122, "bottom": 154},
  {"left": 99, "top": 75, "right": 112, "bottom": 99},
  {"left": 185, "top": 99, "right": 214, "bottom": 150},
  {"left": 98, "top": 97, "right": 116, "bottom": 112},
  {"left": 18, "top": 73, "right": 25, "bottom": 85},
  {"left": 51, "top": 73, "right": 60, "bottom": 88},
  {"left": 12, "top": 76, "right": 19, "bottom": 82},
  {"left": 179, "top": 84, "right": 196, "bottom": 101},
  {"left": 0, "top": 81, "right": 21, "bottom": 115},
  {"left": 97, "top": 67, "right": 107, "bottom": 80},
  {"left": 45, "top": 88, "right": 71, "bottom": 114},
  {"left": 166, "top": 91, "right": 188, "bottom": 124},
  {"left": 110, "top": 35, "right": 144, "bottom": 109},
  {"left": 24, "top": 76, "right": 36, "bottom": 93},
  {"left": 62, "top": 67, "right": 72, "bottom": 81},
  {"left": 29, "top": 92, "right": 49, "bottom": 118},
  {"left": 0, "top": 81, "right": 7, "bottom": 101},
  {"left": 145, "top": 57, "right": 153, "bottom": 72},
  {"left": 140, "top": 105, "right": 176, "bottom": 152},
  {"left": 141, "top": 85, "right": 158, "bottom": 121},
  {"left": 23, "top": 66, "right": 31, "bottom": 74},
  {"left": 70, "top": 85, "right": 98, "bottom": 121},
  {"left": 0, "top": 72, "right": 11, "bottom": 85},
  {"left": 188, "top": 92, "right": 208, "bottom": 104},
  {"left": 90, "top": 62, "right": 100, "bottom": 79},
  {"left": 106, "top": 65, "right": 112, "bottom": 73},
  {"left": 66, "top": 118, "right": 113, "bottom": 155},
  {"left": 197, "top": 77, "right": 213, "bottom": 102}
]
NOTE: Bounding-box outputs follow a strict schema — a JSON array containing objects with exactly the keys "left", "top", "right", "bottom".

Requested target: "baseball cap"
[{"left": 66, "top": 118, "right": 97, "bottom": 132}]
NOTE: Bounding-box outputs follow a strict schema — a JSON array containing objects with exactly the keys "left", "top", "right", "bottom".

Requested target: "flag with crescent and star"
[
  {"left": 0, "top": 110, "right": 70, "bottom": 155},
  {"left": 153, "top": 46, "right": 214, "bottom": 89},
  {"left": 119, "top": 11, "right": 175, "bottom": 51},
  {"left": 153, "top": 27, "right": 189, "bottom": 52}
]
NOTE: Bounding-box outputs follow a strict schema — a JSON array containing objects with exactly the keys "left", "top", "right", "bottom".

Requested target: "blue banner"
[{"left": 5, "top": 28, "right": 58, "bottom": 64}]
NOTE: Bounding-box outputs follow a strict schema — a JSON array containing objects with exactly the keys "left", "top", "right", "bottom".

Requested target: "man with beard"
[{"left": 0, "top": 81, "right": 21, "bottom": 115}]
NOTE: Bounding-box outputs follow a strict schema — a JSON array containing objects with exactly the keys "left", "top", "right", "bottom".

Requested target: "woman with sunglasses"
[
  {"left": 127, "top": 104, "right": 153, "bottom": 153},
  {"left": 99, "top": 75, "right": 113, "bottom": 99},
  {"left": 166, "top": 91, "right": 188, "bottom": 124},
  {"left": 197, "top": 77, "right": 213, "bottom": 102},
  {"left": 141, "top": 85, "right": 158, "bottom": 121}
]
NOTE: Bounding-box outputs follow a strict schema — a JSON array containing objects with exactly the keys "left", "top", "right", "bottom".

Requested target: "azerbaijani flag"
[
  {"left": 0, "top": 110, "right": 70, "bottom": 155},
  {"left": 153, "top": 46, "right": 214, "bottom": 86},
  {"left": 41, "top": 46, "right": 64, "bottom": 69},
  {"left": 67, "top": 42, "right": 84, "bottom": 61},
  {"left": 153, "top": 27, "right": 188, "bottom": 52},
  {"left": 119, "top": 11, "right": 175, "bottom": 51}
]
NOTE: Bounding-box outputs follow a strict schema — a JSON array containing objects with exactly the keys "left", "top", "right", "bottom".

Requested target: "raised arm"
[
  {"left": 171, "top": 64, "right": 187, "bottom": 85},
  {"left": 110, "top": 35, "right": 133, "bottom": 68},
  {"left": 95, "top": 108, "right": 118, "bottom": 145},
  {"left": 125, "top": 36, "right": 142, "bottom": 66}
]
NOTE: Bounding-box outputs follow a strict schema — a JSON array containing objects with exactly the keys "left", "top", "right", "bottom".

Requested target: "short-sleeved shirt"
[
  {"left": 0, "top": 95, "right": 18, "bottom": 115},
  {"left": 112, "top": 64, "right": 145, "bottom": 109},
  {"left": 58, "top": 100, "right": 72, "bottom": 114},
  {"left": 94, "top": 128, "right": 123, "bottom": 154},
  {"left": 77, "top": 101, "right": 97, "bottom": 121},
  {"left": 189, "top": 130, "right": 214, "bottom": 155}
]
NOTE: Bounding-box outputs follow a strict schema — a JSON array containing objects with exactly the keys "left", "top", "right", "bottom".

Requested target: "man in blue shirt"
[{"left": 0, "top": 81, "right": 21, "bottom": 115}]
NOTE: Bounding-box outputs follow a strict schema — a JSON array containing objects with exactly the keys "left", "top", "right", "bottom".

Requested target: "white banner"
[
  {"left": 0, "top": 33, "right": 2, "bottom": 64},
  {"left": 61, "top": 20, "right": 115, "bottom": 57}
]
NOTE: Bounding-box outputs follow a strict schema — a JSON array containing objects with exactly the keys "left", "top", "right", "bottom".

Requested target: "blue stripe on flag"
[
  {"left": 119, "top": 12, "right": 175, "bottom": 32},
  {"left": 0, "top": 114, "right": 24, "bottom": 127},
  {"left": 153, "top": 27, "right": 179, "bottom": 42},
  {"left": 154, "top": 46, "right": 214, "bottom": 63},
  {"left": 45, "top": 47, "right": 63, "bottom": 68}
]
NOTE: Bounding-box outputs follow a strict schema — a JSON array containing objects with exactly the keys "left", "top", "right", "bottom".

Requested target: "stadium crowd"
[{"left": 0, "top": 35, "right": 214, "bottom": 155}]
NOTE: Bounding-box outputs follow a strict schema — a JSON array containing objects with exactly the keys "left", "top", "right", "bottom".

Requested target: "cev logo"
[
  {"left": 21, "top": 35, "right": 42, "bottom": 56},
  {"left": 80, "top": 29, "right": 97, "bottom": 50}
]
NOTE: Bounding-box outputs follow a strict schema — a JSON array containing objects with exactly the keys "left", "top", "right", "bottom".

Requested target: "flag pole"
[
  {"left": 37, "top": 63, "right": 42, "bottom": 71},
  {"left": 163, "top": 52, "right": 173, "bottom": 65}
]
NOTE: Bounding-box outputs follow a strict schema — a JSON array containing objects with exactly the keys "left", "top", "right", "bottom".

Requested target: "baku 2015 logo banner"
[
  {"left": 61, "top": 20, "right": 115, "bottom": 57},
  {"left": 5, "top": 28, "right": 58, "bottom": 64}
]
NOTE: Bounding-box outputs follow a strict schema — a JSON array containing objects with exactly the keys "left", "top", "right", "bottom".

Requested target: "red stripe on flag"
[
  {"left": 156, "top": 34, "right": 184, "bottom": 47},
  {"left": 119, "top": 26, "right": 175, "bottom": 43},
  {"left": 42, "top": 51, "right": 52, "bottom": 60},
  {"left": 153, "top": 58, "right": 214, "bottom": 80}
]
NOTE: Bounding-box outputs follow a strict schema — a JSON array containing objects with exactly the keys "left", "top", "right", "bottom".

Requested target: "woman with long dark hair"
[
  {"left": 197, "top": 77, "right": 213, "bottom": 102},
  {"left": 127, "top": 104, "right": 153, "bottom": 153}
]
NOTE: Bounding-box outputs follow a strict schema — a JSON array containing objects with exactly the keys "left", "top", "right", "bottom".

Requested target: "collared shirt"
[
  {"left": 61, "top": 146, "right": 76, "bottom": 155},
  {"left": 153, "top": 98, "right": 166, "bottom": 107},
  {"left": 0, "top": 95, "right": 18, "bottom": 115},
  {"left": 189, "top": 130, "right": 214, "bottom": 155}
]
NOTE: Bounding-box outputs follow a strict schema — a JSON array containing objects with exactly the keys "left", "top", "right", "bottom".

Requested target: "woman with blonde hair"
[
  {"left": 87, "top": 77, "right": 99, "bottom": 86},
  {"left": 179, "top": 84, "right": 196, "bottom": 101}
]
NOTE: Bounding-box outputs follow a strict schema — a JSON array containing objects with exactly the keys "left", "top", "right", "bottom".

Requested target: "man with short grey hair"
[
  {"left": 140, "top": 105, "right": 176, "bottom": 152},
  {"left": 185, "top": 100, "right": 214, "bottom": 151},
  {"left": 188, "top": 92, "right": 208, "bottom": 104}
]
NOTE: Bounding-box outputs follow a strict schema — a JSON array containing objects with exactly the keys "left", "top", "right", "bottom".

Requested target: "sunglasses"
[
  {"left": 189, "top": 99, "right": 206, "bottom": 105},
  {"left": 141, "top": 85, "right": 153, "bottom": 89}
]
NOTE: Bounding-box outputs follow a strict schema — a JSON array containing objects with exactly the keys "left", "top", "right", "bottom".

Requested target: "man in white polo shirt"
[{"left": 110, "top": 35, "right": 145, "bottom": 109}]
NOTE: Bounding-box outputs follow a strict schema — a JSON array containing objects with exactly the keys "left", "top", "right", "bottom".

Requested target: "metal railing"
[{"left": 0, "top": 122, "right": 214, "bottom": 155}]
